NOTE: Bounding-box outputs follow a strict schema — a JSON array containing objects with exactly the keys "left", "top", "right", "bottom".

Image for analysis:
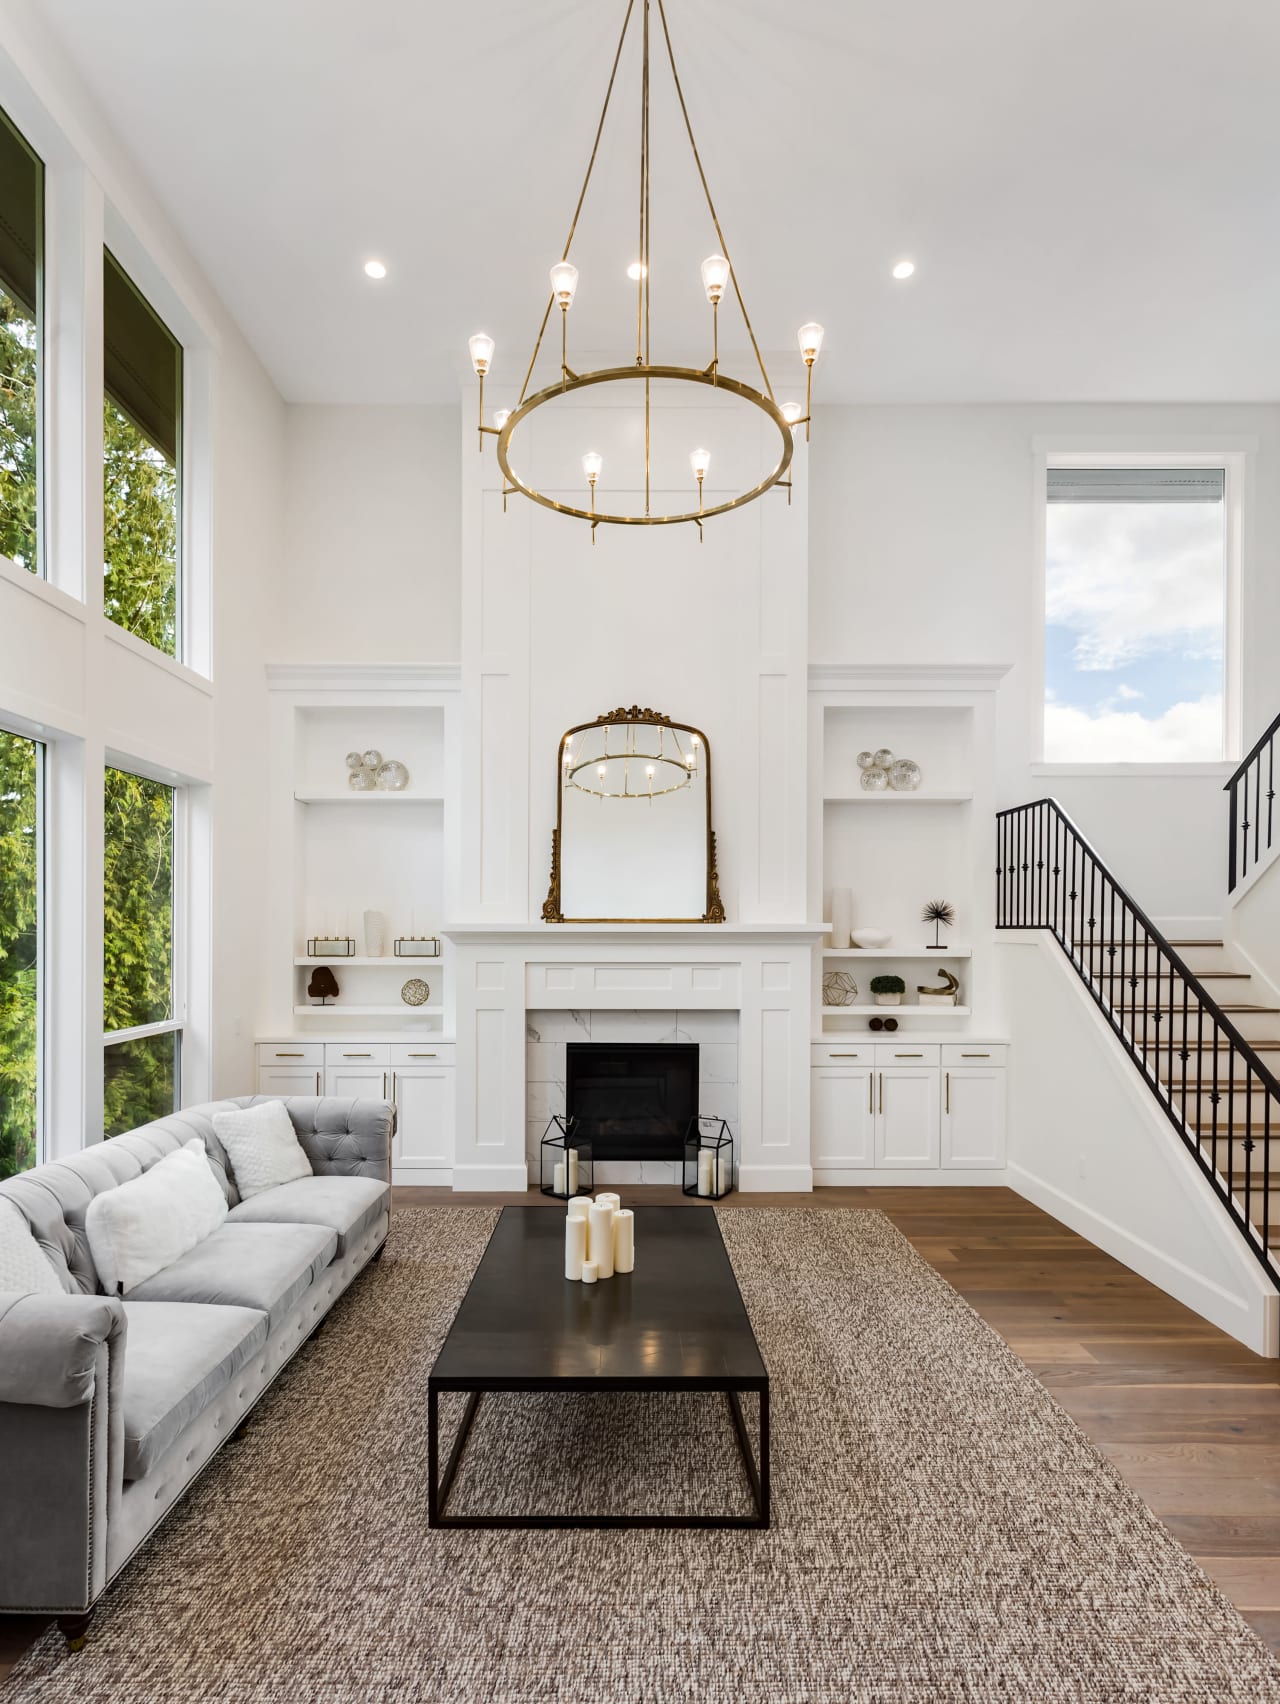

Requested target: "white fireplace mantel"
[{"left": 443, "top": 922, "right": 820, "bottom": 1195}]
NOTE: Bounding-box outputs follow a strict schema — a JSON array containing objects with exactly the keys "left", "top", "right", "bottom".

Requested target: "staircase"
[{"left": 998, "top": 798, "right": 1280, "bottom": 1288}]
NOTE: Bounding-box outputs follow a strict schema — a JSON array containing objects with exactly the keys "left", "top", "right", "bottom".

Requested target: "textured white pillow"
[
  {"left": 212, "top": 1099, "right": 313, "bottom": 1200},
  {"left": 85, "top": 1139, "right": 228, "bottom": 1295},
  {"left": 0, "top": 1197, "right": 64, "bottom": 1295}
]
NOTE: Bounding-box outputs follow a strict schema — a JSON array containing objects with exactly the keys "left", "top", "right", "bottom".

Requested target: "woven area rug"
[{"left": 7, "top": 1206, "right": 1280, "bottom": 1703}]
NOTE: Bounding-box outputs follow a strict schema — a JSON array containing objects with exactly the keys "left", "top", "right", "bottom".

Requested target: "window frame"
[
  {"left": 0, "top": 102, "right": 45, "bottom": 581},
  {"left": 0, "top": 716, "right": 45, "bottom": 1175},
  {"left": 101, "top": 763, "right": 186, "bottom": 1130},
  {"left": 1031, "top": 438, "right": 1249, "bottom": 775}
]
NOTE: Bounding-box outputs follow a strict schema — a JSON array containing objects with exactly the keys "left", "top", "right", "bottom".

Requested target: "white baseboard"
[
  {"left": 813, "top": 1168, "right": 1009, "bottom": 1188},
  {"left": 451, "top": 1164, "right": 532, "bottom": 1193},
  {"left": 392, "top": 1167, "right": 451, "bottom": 1188},
  {"left": 1009, "top": 1161, "right": 1278, "bottom": 1357},
  {"left": 737, "top": 1164, "right": 814, "bottom": 1193}
]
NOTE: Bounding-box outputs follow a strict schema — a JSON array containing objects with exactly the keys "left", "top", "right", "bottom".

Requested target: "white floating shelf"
[
  {"left": 292, "top": 1004, "right": 443, "bottom": 1018},
  {"left": 293, "top": 956, "right": 442, "bottom": 967},
  {"left": 822, "top": 790, "right": 973, "bottom": 804},
  {"left": 822, "top": 946, "right": 972, "bottom": 959},
  {"left": 293, "top": 791, "right": 444, "bottom": 806},
  {"left": 822, "top": 1005, "right": 972, "bottom": 1017}
]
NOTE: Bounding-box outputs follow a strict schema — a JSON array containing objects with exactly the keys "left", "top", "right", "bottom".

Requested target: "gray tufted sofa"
[{"left": 0, "top": 1095, "right": 393, "bottom": 1647}]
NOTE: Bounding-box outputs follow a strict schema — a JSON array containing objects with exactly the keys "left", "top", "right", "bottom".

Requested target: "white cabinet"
[
  {"left": 942, "top": 1067, "right": 1006, "bottom": 1168},
  {"left": 326, "top": 1064, "right": 389, "bottom": 1100},
  {"left": 875, "top": 1068, "right": 940, "bottom": 1168},
  {"left": 391, "top": 1066, "right": 455, "bottom": 1179},
  {"left": 811, "top": 1068, "right": 875, "bottom": 1169},
  {"left": 258, "top": 1064, "right": 322, "bottom": 1097}
]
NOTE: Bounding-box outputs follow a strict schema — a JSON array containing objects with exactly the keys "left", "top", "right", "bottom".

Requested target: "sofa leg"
[
  {"left": 58, "top": 1611, "right": 94, "bottom": 1652},
  {"left": 370, "top": 1240, "right": 388, "bottom": 1264}
]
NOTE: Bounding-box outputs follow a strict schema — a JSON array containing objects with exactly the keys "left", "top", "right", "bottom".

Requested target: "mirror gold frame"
[{"left": 542, "top": 706, "right": 725, "bottom": 925}]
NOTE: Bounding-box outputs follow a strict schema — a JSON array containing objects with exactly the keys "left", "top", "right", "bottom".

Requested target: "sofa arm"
[
  {"left": 0, "top": 1292, "right": 125, "bottom": 1614},
  {"left": 285, "top": 1097, "right": 394, "bottom": 1184}
]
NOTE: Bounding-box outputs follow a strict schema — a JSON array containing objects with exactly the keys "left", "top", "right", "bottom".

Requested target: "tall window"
[
  {"left": 1044, "top": 467, "right": 1227, "bottom": 762},
  {"left": 103, "top": 766, "right": 180, "bottom": 1137},
  {"left": 0, "top": 730, "right": 41, "bottom": 1179},
  {"left": 0, "top": 107, "right": 43, "bottom": 576},
  {"left": 103, "top": 253, "right": 182, "bottom": 657}
]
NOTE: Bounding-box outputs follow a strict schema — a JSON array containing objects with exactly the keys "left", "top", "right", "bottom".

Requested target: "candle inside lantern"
[
  {"left": 697, "top": 1148, "right": 714, "bottom": 1197},
  {"left": 567, "top": 1147, "right": 579, "bottom": 1195},
  {"left": 553, "top": 1159, "right": 566, "bottom": 1196},
  {"left": 564, "top": 1212, "right": 587, "bottom": 1281},
  {"left": 613, "top": 1208, "right": 635, "bottom": 1274}
]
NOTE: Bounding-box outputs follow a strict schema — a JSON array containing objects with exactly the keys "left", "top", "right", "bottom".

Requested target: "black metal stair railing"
[
  {"left": 1227, "top": 708, "right": 1280, "bottom": 893},
  {"left": 997, "top": 797, "right": 1279, "bottom": 1287}
]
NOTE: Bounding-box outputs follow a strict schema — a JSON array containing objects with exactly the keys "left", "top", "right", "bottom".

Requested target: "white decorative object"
[
  {"left": 851, "top": 929, "right": 891, "bottom": 949},
  {"left": 874, "top": 990, "right": 902, "bottom": 1007},
  {"left": 873, "top": 748, "right": 893, "bottom": 769},
  {"left": 85, "top": 1139, "right": 228, "bottom": 1296},
  {"left": 211, "top": 1100, "right": 313, "bottom": 1201},
  {"left": 859, "top": 766, "right": 889, "bottom": 792},
  {"left": 697, "top": 1148, "right": 715, "bottom": 1197},
  {"left": 375, "top": 759, "right": 410, "bottom": 791},
  {"left": 553, "top": 1160, "right": 566, "bottom": 1196},
  {"left": 888, "top": 758, "right": 922, "bottom": 791},
  {"left": 581, "top": 1260, "right": 598, "bottom": 1284},
  {"left": 856, "top": 750, "right": 877, "bottom": 771},
  {"left": 0, "top": 1197, "right": 63, "bottom": 1295},
  {"left": 613, "top": 1209, "right": 635, "bottom": 1273},
  {"left": 567, "top": 1195, "right": 591, "bottom": 1221},
  {"left": 567, "top": 1147, "right": 579, "bottom": 1194},
  {"left": 830, "top": 887, "right": 853, "bottom": 950},
  {"left": 564, "top": 1212, "right": 587, "bottom": 1281},
  {"left": 717, "top": 1150, "right": 730, "bottom": 1193},
  {"left": 596, "top": 1191, "right": 621, "bottom": 1213},
  {"left": 361, "top": 749, "right": 383, "bottom": 770},
  {"left": 589, "top": 1200, "right": 616, "bottom": 1278},
  {"left": 363, "top": 909, "right": 388, "bottom": 957}
]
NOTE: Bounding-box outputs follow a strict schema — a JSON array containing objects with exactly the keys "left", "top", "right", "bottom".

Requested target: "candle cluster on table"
[{"left": 564, "top": 1194, "right": 635, "bottom": 1283}]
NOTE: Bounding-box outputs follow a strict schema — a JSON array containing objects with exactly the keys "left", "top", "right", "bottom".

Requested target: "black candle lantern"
[
  {"left": 539, "top": 1115, "right": 592, "bottom": 1199},
  {"left": 682, "top": 1116, "right": 734, "bottom": 1200}
]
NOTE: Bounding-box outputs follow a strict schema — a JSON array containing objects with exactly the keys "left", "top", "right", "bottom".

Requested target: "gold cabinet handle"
[
  {"left": 276, "top": 1051, "right": 304, "bottom": 1058},
  {"left": 895, "top": 1053, "right": 923, "bottom": 1058},
  {"left": 344, "top": 1052, "right": 373, "bottom": 1058},
  {"left": 878, "top": 1073, "right": 883, "bottom": 1114},
  {"left": 868, "top": 1072, "right": 873, "bottom": 1114},
  {"left": 945, "top": 1071, "right": 950, "bottom": 1114},
  {"left": 407, "top": 1052, "right": 437, "bottom": 1058},
  {"left": 315, "top": 1070, "right": 321, "bottom": 1093},
  {"left": 391, "top": 1071, "right": 398, "bottom": 1108},
  {"left": 830, "top": 1052, "right": 862, "bottom": 1058},
  {"left": 382, "top": 1071, "right": 388, "bottom": 1098},
  {"left": 961, "top": 1052, "right": 990, "bottom": 1059}
]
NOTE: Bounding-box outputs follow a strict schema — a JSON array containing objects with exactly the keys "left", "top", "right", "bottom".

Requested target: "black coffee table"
[{"left": 427, "top": 1205, "right": 769, "bottom": 1529}]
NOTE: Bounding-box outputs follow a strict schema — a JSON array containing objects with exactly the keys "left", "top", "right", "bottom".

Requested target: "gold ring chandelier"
[
  {"left": 467, "top": 0, "right": 824, "bottom": 538},
  {"left": 563, "top": 722, "right": 700, "bottom": 800}
]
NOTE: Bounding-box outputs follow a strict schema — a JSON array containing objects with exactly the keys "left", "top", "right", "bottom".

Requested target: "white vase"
[
  {"left": 830, "top": 887, "right": 853, "bottom": 950},
  {"left": 874, "top": 991, "right": 902, "bottom": 1006},
  {"left": 363, "top": 909, "right": 388, "bottom": 957}
]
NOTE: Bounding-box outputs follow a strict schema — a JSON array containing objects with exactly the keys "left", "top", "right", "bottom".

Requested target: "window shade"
[
  {"left": 1047, "top": 467, "right": 1224, "bottom": 503},
  {"left": 0, "top": 108, "right": 41, "bottom": 318},
  {"left": 104, "top": 251, "right": 181, "bottom": 464}
]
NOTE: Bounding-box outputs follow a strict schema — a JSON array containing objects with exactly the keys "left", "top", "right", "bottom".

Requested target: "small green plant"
[{"left": 869, "top": 974, "right": 905, "bottom": 995}]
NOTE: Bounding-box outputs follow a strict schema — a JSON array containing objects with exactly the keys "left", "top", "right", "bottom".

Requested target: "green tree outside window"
[{"left": 0, "top": 730, "right": 38, "bottom": 1180}]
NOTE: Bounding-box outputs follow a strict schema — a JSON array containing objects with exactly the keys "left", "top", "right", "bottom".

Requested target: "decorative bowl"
[{"left": 851, "top": 929, "right": 891, "bottom": 949}]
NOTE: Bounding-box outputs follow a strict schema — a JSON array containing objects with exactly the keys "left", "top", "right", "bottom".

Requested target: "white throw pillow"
[
  {"left": 212, "top": 1099, "right": 313, "bottom": 1201},
  {"left": 85, "top": 1139, "right": 228, "bottom": 1296},
  {"left": 0, "top": 1197, "right": 64, "bottom": 1295}
]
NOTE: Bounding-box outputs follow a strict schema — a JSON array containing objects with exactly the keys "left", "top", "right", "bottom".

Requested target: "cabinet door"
[
  {"left": 392, "top": 1067, "right": 455, "bottom": 1175},
  {"left": 875, "top": 1068, "right": 940, "bottom": 1169},
  {"left": 258, "top": 1064, "right": 321, "bottom": 1097},
  {"left": 942, "top": 1068, "right": 1006, "bottom": 1168},
  {"left": 811, "top": 1069, "right": 874, "bottom": 1169},
  {"left": 325, "top": 1065, "right": 389, "bottom": 1101}
]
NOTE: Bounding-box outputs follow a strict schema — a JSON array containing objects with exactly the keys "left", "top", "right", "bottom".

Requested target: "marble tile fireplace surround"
[{"left": 445, "top": 926, "right": 823, "bottom": 1193}]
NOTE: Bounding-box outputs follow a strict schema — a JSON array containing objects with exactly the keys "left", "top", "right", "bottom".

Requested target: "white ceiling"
[{"left": 40, "top": 0, "right": 1280, "bottom": 406}]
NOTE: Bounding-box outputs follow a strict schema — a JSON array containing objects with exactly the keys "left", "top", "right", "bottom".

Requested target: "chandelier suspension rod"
[
  {"left": 653, "top": 0, "right": 775, "bottom": 404},
  {"left": 641, "top": 0, "right": 652, "bottom": 515},
  {"left": 518, "top": 0, "right": 638, "bottom": 408}
]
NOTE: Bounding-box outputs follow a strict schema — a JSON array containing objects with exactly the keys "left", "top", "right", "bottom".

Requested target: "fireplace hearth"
[{"left": 565, "top": 1042, "right": 699, "bottom": 1163}]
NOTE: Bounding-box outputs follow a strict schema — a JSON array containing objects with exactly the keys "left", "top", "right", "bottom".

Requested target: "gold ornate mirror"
[{"left": 542, "top": 707, "right": 725, "bottom": 924}]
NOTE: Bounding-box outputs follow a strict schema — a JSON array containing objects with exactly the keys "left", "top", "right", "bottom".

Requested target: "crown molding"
[{"left": 807, "top": 662, "right": 1012, "bottom": 695}]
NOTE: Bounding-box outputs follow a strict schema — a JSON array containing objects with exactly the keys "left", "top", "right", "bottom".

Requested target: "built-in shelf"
[
  {"left": 293, "top": 956, "right": 442, "bottom": 967},
  {"left": 822, "top": 1005, "right": 973, "bottom": 1017},
  {"left": 822, "top": 790, "right": 973, "bottom": 804},
  {"left": 293, "top": 791, "right": 444, "bottom": 806},
  {"left": 292, "top": 1004, "right": 444, "bottom": 1018},
  {"left": 822, "top": 946, "right": 972, "bottom": 959}
]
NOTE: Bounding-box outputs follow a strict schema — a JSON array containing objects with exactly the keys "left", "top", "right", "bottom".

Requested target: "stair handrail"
[
  {"left": 997, "top": 796, "right": 1279, "bottom": 1283},
  {"left": 1225, "top": 707, "right": 1279, "bottom": 893}
]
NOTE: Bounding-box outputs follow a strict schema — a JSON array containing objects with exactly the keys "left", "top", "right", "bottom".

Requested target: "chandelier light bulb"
[
  {"left": 363, "top": 259, "right": 387, "bottom": 279},
  {"left": 798, "top": 322, "right": 825, "bottom": 364},
  {"left": 493, "top": 408, "right": 511, "bottom": 430},
  {"left": 781, "top": 401, "right": 803, "bottom": 426},
  {"left": 892, "top": 259, "right": 916, "bottom": 280},
  {"left": 700, "top": 253, "right": 730, "bottom": 304},
  {"left": 627, "top": 261, "right": 647, "bottom": 281},
  {"left": 597, "top": 764, "right": 607, "bottom": 782},
  {"left": 690, "top": 448, "right": 711, "bottom": 480},
  {"left": 549, "top": 261, "right": 580, "bottom": 307},
  {"left": 468, "top": 333, "right": 495, "bottom": 376},
  {"left": 582, "top": 451, "right": 603, "bottom": 483}
]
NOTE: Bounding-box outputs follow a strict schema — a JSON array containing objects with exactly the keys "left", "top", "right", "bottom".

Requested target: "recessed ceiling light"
[
  {"left": 892, "top": 259, "right": 915, "bottom": 280},
  {"left": 627, "top": 261, "right": 647, "bottom": 281},
  {"left": 364, "top": 259, "right": 387, "bottom": 280}
]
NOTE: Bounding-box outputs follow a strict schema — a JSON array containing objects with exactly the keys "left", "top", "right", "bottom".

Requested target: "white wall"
[
  {"left": 810, "top": 403, "right": 1280, "bottom": 923},
  {"left": 281, "top": 405, "right": 460, "bottom": 664}
]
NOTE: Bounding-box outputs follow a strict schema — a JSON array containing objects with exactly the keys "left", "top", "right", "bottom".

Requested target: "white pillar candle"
[
  {"left": 564, "top": 1213, "right": 587, "bottom": 1281},
  {"left": 567, "top": 1147, "right": 579, "bottom": 1195},
  {"left": 595, "top": 1192, "right": 621, "bottom": 1214},
  {"left": 716, "top": 1150, "right": 730, "bottom": 1195},
  {"left": 553, "top": 1159, "right": 566, "bottom": 1197},
  {"left": 697, "top": 1149, "right": 714, "bottom": 1197},
  {"left": 613, "top": 1209, "right": 635, "bottom": 1273},
  {"left": 567, "top": 1196, "right": 592, "bottom": 1221},
  {"left": 589, "top": 1201, "right": 615, "bottom": 1279},
  {"left": 830, "top": 886, "right": 854, "bottom": 951},
  {"left": 580, "top": 1259, "right": 598, "bottom": 1285}
]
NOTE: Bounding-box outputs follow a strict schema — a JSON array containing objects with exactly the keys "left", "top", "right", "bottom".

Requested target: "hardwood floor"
[{"left": 4, "top": 1184, "right": 1279, "bottom": 1682}]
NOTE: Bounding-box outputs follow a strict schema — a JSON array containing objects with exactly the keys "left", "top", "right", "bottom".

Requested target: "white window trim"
[
  {"left": 1030, "top": 435, "right": 1252, "bottom": 770},
  {"left": 0, "top": 715, "right": 45, "bottom": 1169}
]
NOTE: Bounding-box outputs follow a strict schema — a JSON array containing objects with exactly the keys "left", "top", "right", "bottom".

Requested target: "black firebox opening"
[{"left": 564, "top": 1042, "right": 699, "bottom": 1163}]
